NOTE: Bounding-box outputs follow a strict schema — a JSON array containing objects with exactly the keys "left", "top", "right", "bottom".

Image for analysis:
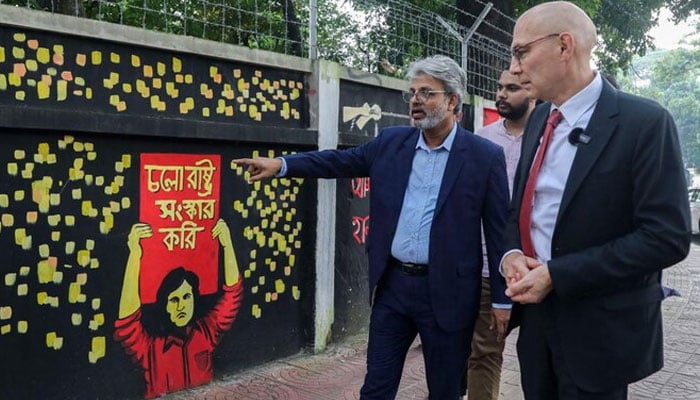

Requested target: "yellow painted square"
[
  {"left": 0, "top": 195, "right": 7, "bottom": 207},
  {"left": 13, "top": 164, "right": 24, "bottom": 178},
  {"left": 71, "top": 313, "right": 82, "bottom": 325},
  {"left": 110, "top": 52, "right": 120, "bottom": 63},
  {"left": 17, "top": 320, "right": 27, "bottom": 333},
  {"left": 91, "top": 51, "right": 102, "bottom": 65},
  {"left": 47, "top": 214, "right": 60, "bottom": 226},
  {"left": 4, "top": 273, "right": 16, "bottom": 286},
  {"left": 19, "top": 266, "right": 30, "bottom": 276},
  {"left": 52, "top": 270, "right": 63, "bottom": 284},
  {"left": 65, "top": 241, "right": 75, "bottom": 254},
  {"left": 1, "top": 325, "right": 10, "bottom": 335},
  {"left": 65, "top": 215, "right": 75, "bottom": 226},
  {"left": 17, "top": 283, "right": 28, "bottom": 296},
  {"left": 51, "top": 231, "right": 60, "bottom": 241},
  {"left": 39, "top": 244, "right": 50, "bottom": 257},
  {"left": 49, "top": 193, "right": 60, "bottom": 206}
]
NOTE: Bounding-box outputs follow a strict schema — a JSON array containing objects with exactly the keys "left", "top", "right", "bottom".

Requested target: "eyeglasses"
[
  {"left": 511, "top": 33, "right": 561, "bottom": 63},
  {"left": 402, "top": 89, "right": 448, "bottom": 103}
]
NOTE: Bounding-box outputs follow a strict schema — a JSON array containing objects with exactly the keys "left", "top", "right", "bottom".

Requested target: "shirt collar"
[
  {"left": 553, "top": 72, "right": 603, "bottom": 126},
  {"left": 416, "top": 122, "right": 457, "bottom": 151}
]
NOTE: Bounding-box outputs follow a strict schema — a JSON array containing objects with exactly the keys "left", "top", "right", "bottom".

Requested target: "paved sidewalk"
[{"left": 162, "top": 243, "right": 700, "bottom": 400}]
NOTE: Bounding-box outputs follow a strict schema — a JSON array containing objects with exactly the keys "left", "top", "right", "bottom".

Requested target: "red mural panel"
[
  {"left": 139, "top": 153, "right": 221, "bottom": 303},
  {"left": 350, "top": 177, "right": 371, "bottom": 245},
  {"left": 483, "top": 107, "right": 500, "bottom": 127}
]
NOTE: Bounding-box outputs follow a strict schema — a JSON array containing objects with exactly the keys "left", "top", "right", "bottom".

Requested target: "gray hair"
[{"left": 406, "top": 55, "right": 467, "bottom": 110}]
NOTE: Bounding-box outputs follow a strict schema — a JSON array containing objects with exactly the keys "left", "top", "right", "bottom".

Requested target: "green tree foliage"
[
  {"left": 498, "top": 0, "right": 666, "bottom": 73},
  {"left": 626, "top": 37, "right": 700, "bottom": 168}
]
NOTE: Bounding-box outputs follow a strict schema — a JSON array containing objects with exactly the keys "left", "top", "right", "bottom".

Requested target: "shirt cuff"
[
  {"left": 492, "top": 303, "right": 512, "bottom": 309},
  {"left": 275, "top": 157, "right": 288, "bottom": 177},
  {"left": 499, "top": 249, "right": 523, "bottom": 277}
]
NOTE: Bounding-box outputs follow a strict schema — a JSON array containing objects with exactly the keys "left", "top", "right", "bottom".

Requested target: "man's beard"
[
  {"left": 497, "top": 100, "right": 529, "bottom": 121},
  {"left": 413, "top": 100, "right": 449, "bottom": 130}
]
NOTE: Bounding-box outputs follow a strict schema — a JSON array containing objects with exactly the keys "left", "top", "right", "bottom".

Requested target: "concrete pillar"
[{"left": 311, "top": 59, "right": 341, "bottom": 352}]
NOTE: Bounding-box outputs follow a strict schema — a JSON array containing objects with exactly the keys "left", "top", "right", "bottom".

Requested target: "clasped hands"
[{"left": 502, "top": 252, "right": 553, "bottom": 304}]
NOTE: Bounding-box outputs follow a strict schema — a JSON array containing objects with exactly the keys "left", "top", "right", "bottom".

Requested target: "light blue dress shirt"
[{"left": 390, "top": 123, "right": 457, "bottom": 264}]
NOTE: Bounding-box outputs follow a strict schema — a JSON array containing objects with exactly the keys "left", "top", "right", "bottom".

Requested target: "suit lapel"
[
  {"left": 435, "top": 128, "right": 467, "bottom": 216},
  {"left": 389, "top": 129, "right": 420, "bottom": 214},
  {"left": 556, "top": 83, "right": 620, "bottom": 226}
]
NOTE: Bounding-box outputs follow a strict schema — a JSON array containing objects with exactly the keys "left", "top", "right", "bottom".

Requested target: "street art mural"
[
  {"left": 115, "top": 220, "right": 243, "bottom": 398},
  {"left": 339, "top": 80, "right": 410, "bottom": 137},
  {"left": 0, "top": 132, "right": 314, "bottom": 399},
  {"left": 0, "top": 17, "right": 386, "bottom": 399},
  {"left": 0, "top": 27, "right": 307, "bottom": 127},
  {"left": 113, "top": 154, "right": 242, "bottom": 398}
]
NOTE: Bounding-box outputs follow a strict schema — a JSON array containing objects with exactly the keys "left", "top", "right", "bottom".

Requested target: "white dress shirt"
[{"left": 530, "top": 73, "right": 603, "bottom": 262}]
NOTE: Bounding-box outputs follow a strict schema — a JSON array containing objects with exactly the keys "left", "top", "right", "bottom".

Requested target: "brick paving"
[{"left": 161, "top": 242, "right": 700, "bottom": 400}]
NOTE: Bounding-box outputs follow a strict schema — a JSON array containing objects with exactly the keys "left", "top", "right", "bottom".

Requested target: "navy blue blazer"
[
  {"left": 506, "top": 81, "right": 691, "bottom": 391},
  {"left": 285, "top": 125, "right": 510, "bottom": 332}
]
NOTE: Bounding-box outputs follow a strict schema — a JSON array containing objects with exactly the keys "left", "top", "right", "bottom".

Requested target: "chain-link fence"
[{"left": 0, "top": 0, "right": 514, "bottom": 99}]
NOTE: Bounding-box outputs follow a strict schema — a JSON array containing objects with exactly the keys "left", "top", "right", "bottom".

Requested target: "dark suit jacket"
[
  {"left": 506, "top": 81, "right": 691, "bottom": 391},
  {"left": 284, "top": 125, "right": 510, "bottom": 332}
]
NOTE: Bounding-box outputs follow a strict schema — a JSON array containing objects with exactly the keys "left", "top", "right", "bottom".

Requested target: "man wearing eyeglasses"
[
  {"left": 234, "top": 55, "right": 510, "bottom": 399},
  {"left": 502, "top": 2, "right": 690, "bottom": 399}
]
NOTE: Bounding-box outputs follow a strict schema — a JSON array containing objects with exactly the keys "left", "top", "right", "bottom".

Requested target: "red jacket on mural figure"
[{"left": 114, "top": 220, "right": 243, "bottom": 399}]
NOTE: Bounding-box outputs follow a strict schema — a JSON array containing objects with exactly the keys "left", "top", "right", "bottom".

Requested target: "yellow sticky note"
[
  {"left": 3, "top": 213, "right": 14, "bottom": 227},
  {"left": 52, "top": 270, "right": 63, "bottom": 284},
  {"left": 89, "top": 336, "right": 106, "bottom": 363},
  {"left": 56, "top": 80, "right": 67, "bottom": 101},
  {"left": 77, "top": 249, "right": 90, "bottom": 267},
  {"left": 275, "top": 279, "right": 285, "bottom": 293},
  {"left": 37, "top": 259, "right": 54, "bottom": 283},
  {"left": 14, "top": 228, "right": 26, "bottom": 246},
  {"left": 4, "top": 273, "right": 16, "bottom": 286},
  {"left": 69, "top": 282, "right": 82, "bottom": 303},
  {"left": 91, "top": 51, "right": 102, "bottom": 65},
  {"left": 47, "top": 214, "right": 60, "bottom": 226},
  {"left": 39, "top": 244, "right": 50, "bottom": 257},
  {"left": 252, "top": 304, "right": 261, "bottom": 318}
]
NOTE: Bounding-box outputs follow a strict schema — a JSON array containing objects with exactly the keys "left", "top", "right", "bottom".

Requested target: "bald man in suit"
[{"left": 501, "top": 2, "right": 690, "bottom": 399}]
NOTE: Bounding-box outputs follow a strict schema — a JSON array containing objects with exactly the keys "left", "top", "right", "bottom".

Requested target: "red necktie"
[{"left": 519, "top": 109, "right": 563, "bottom": 258}]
